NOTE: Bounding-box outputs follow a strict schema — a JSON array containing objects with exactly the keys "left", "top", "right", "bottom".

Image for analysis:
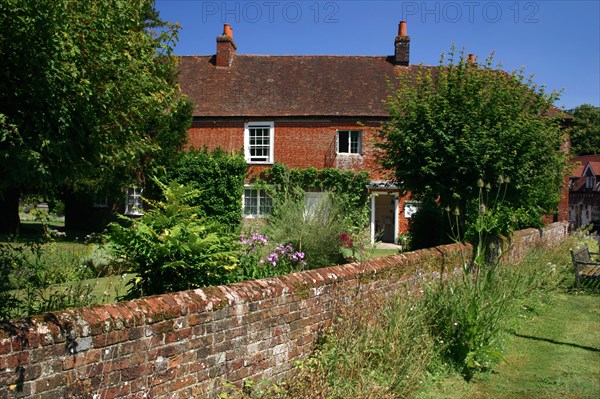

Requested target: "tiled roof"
[
  {"left": 177, "top": 55, "right": 420, "bottom": 118},
  {"left": 571, "top": 155, "right": 600, "bottom": 177}
]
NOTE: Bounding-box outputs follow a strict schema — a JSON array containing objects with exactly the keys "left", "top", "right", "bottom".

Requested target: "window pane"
[
  {"left": 244, "top": 188, "right": 272, "bottom": 217},
  {"left": 244, "top": 189, "right": 258, "bottom": 216},
  {"left": 248, "top": 125, "right": 272, "bottom": 162},
  {"left": 338, "top": 130, "right": 349, "bottom": 153},
  {"left": 350, "top": 131, "right": 359, "bottom": 153}
]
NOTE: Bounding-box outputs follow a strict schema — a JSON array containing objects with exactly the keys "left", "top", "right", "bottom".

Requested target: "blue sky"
[{"left": 155, "top": 0, "right": 600, "bottom": 110}]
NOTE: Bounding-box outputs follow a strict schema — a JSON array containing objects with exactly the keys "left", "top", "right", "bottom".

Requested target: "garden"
[{"left": 0, "top": 149, "right": 383, "bottom": 321}]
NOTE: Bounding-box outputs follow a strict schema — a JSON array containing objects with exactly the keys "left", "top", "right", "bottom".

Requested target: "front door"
[{"left": 374, "top": 193, "right": 397, "bottom": 243}]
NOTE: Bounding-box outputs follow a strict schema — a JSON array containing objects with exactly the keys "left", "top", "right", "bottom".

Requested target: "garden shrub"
[
  {"left": 167, "top": 147, "right": 247, "bottom": 228},
  {"left": 264, "top": 190, "right": 349, "bottom": 269},
  {"left": 106, "top": 178, "right": 238, "bottom": 298},
  {"left": 409, "top": 197, "right": 451, "bottom": 250}
]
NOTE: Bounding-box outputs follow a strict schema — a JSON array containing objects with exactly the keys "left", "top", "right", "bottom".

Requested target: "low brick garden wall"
[{"left": 0, "top": 222, "right": 568, "bottom": 398}]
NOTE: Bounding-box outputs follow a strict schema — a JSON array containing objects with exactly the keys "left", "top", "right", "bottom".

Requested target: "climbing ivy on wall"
[
  {"left": 257, "top": 163, "right": 370, "bottom": 224},
  {"left": 167, "top": 147, "right": 247, "bottom": 228}
]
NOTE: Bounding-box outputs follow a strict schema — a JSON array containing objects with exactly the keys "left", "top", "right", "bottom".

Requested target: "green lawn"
[{"left": 416, "top": 291, "right": 600, "bottom": 399}]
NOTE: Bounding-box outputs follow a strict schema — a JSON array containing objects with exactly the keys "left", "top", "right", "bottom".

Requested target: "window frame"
[
  {"left": 244, "top": 122, "right": 275, "bottom": 164},
  {"left": 124, "top": 187, "right": 144, "bottom": 216},
  {"left": 404, "top": 200, "right": 420, "bottom": 219},
  {"left": 242, "top": 186, "right": 272, "bottom": 218},
  {"left": 336, "top": 130, "right": 362, "bottom": 155}
]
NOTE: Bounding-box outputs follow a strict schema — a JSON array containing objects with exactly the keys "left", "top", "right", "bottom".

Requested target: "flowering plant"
[
  {"left": 262, "top": 243, "right": 307, "bottom": 269},
  {"left": 234, "top": 230, "right": 307, "bottom": 282}
]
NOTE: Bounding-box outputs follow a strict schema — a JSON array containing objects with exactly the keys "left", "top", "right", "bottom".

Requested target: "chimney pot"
[
  {"left": 399, "top": 21, "right": 407, "bottom": 36},
  {"left": 394, "top": 21, "right": 410, "bottom": 66},
  {"left": 468, "top": 54, "right": 475, "bottom": 64},
  {"left": 223, "top": 24, "right": 233, "bottom": 39}
]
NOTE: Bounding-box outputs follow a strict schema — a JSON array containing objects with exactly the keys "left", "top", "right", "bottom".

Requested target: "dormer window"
[{"left": 586, "top": 175, "right": 596, "bottom": 189}]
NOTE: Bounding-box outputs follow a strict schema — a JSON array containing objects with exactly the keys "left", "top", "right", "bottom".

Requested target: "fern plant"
[{"left": 106, "top": 178, "right": 238, "bottom": 298}]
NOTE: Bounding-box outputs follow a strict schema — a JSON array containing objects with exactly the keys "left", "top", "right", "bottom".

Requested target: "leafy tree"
[
  {"left": 568, "top": 104, "right": 600, "bottom": 156},
  {"left": 377, "top": 49, "right": 568, "bottom": 244},
  {"left": 0, "top": 0, "right": 191, "bottom": 233}
]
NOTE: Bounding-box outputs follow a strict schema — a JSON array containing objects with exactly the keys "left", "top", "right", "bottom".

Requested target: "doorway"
[{"left": 371, "top": 192, "right": 398, "bottom": 244}]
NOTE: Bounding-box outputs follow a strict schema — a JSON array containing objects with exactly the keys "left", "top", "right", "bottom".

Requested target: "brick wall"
[
  {"left": 188, "top": 119, "right": 386, "bottom": 179},
  {"left": 0, "top": 223, "right": 567, "bottom": 398}
]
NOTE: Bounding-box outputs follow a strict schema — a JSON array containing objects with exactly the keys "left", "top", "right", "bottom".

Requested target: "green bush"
[
  {"left": 409, "top": 197, "right": 451, "bottom": 250},
  {"left": 106, "top": 178, "right": 238, "bottom": 298},
  {"left": 167, "top": 147, "right": 247, "bottom": 228},
  {"left": 265, "top": 190, "right": 348, "bottom": 269}
]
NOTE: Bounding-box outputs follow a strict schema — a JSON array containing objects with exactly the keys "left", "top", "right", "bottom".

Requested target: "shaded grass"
[
  {"left": 5, "top": 274, "right": 136, "bottom": 319},
  {"left": 416, "top": 291, "right": 600, "bottom": 399}
]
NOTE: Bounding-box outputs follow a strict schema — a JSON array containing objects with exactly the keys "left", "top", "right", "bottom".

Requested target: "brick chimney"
[
  {"left": 394, "top": 21, "right": 410, "bottom": 66},
  {"left": 216, "top": 24, "right": 236, "bottom": 67}
]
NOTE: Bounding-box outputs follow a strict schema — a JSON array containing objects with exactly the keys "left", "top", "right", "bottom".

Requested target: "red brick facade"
[{"left": 187, "top": 117, "right": 412, "bottom": 237}]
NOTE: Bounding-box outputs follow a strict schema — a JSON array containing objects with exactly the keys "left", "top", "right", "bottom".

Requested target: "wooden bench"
[{"left": 570, "top": 244, "right": 600, "bottom": 288}]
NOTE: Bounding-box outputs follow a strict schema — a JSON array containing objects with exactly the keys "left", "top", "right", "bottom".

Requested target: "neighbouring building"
[
  {"left": 177, "top": 22, "right": 418, "bottom": 244},
  {"left": 569, "top": 155, "right": 600, "bottom": 232}
]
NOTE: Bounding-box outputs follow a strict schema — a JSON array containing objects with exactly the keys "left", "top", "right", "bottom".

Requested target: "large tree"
[
  {"left": 377, "top": 49, "right": 568, "bottom": 243},
  {"left": 568, "top": 104, "right": 600, "bottom": 156},
  {"left": 0, "top": 0, "right": 191, "bottom": 233}
]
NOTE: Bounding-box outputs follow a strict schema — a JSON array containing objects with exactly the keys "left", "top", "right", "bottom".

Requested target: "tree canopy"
[
  {"left": 377, "top": 49, "right": 568, "bottom": 243},
  {"left": 568, "top": 104, "right": 600, "bottom": 156},
  {"left": 0, "top": 0, "right": 191, "bottom": 233}
]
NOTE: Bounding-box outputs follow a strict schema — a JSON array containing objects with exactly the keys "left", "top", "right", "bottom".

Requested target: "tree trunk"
[{"left": 0, "top": 188, "right": 20, "bottom": 234}]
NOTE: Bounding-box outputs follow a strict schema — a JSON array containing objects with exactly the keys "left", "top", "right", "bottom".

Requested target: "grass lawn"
[
  {"left": 370, "top": 248, "right": 401, "bottom": 258},
  {"left": 72, "top": 273, "right": 135, "bottom": 303},
  {"left": 416, "top": 291, "right": 600, "bottom": 399}
]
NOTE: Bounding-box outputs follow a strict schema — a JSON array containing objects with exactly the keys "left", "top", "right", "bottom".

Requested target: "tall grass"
[
  {"left": 0, "top": 237, "right": 127, "bottom": 321},
  {"left": 221, "top": 232, "right": 581, "bottom": 399}
]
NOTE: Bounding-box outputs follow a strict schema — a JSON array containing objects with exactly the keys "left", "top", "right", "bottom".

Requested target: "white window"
[
  {"left": 244, "top": 122, "right": 274, "bottom": 163},
  {"left": 125, "top": 187, "right": 144, "bottom": 216},
  {"left": 243, "top": 187, "right": 272, "bottom": 218},
  {"left": 337, "top": 130, "right": 362, "bottom": 154},
  {"left": 404, "top": 201, "right": 420, "bottom": 218}
]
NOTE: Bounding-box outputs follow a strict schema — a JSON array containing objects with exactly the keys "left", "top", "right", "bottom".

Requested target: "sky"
[{"left": 155, "top": 0, "right": 600, "bottom": 110}]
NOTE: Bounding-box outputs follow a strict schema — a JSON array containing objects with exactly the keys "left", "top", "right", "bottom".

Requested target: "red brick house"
[
  {"left": 177, "top": 22, "right": 416, "bottom": 244},
  {"left": 176, "top": 22, "right": 570, "bottom": 244},
  {"left": 569, "top": 155, "right": 600, "bottom": 231}
]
